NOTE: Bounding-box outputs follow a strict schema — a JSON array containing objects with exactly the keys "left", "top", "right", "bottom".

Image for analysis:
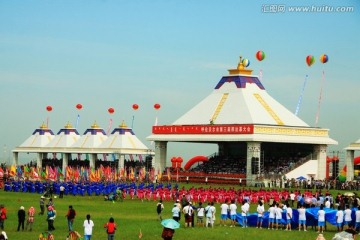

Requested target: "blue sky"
[{"left": 0, "top": 0, "right": 359, "bottom": 165}]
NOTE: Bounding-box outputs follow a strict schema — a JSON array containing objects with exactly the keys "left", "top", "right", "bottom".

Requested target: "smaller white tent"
[
  {"left": 46, "top": 122, "right": 80, "bottom": 148},
  {"left": 19, "top": 123, "right": 55, "bottom": 148},
  {"left": 99, "top": 121, "right": 149, "bottom": 153},
  {"left": 72, "top": 122, "right": 107, "bottom": 149}
]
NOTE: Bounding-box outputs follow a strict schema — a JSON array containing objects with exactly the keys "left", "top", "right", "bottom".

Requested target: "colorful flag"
[
  {"left": 24, "top": 166, "right": 31, "bottom": 178},
  {"left": 9, "top": 165, "right": 16, "bottom": 177},
  {"left": 0, "top": 167, "right": 4, "bottom": 177}
]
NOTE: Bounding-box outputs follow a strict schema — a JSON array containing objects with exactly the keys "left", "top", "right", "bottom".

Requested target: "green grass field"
[{"left": 0, "top": 185, "right": 345, "bottom": 240}]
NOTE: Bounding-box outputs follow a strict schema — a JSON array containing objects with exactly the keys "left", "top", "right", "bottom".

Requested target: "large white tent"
[{"left": 147, "top": 57, "right": 337, "bottom": 185}]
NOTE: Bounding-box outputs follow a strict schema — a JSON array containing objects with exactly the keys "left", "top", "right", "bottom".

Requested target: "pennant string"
[{"left": 295, "top": 75, "right": 308, "bottom": 116}]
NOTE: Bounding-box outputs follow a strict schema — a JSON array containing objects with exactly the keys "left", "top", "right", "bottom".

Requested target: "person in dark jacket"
[{"left": 17, "top": 206, "right": 26, "bottom": 231}]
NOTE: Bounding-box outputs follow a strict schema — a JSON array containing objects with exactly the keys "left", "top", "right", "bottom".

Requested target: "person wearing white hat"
[{"left": 17, "top": 206, "right": 26, "bottom": 231}]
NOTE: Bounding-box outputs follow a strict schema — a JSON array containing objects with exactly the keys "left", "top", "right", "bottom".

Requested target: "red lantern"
[
  {"left": 76, "top": 103, "right": 83, "bottom": 110},
  {"left": 46, "top": 105, "right": 53, "bottom": 112},
  {"left": 154, "top": 103, "right": 161, "bottom": 110},
  {"left": 108, "top": 107, "right": 114, "bottom": 114},
  {"left": 132, "top": 104, "right": 139, "bottom": 110}
]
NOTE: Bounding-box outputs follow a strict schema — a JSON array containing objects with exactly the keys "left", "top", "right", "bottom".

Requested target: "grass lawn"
[{"left": 0, "top": 185, "right": 345, "bottom": 240}]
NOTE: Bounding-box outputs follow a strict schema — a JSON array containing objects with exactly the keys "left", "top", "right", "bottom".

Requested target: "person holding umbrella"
[{"left": 161, "top": 219, "right": 180, "bottom": 240}]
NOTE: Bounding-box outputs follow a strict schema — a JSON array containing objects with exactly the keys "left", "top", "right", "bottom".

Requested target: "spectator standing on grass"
[
  {"left": 39, "top": 196, "right": 45, "bottom": 215},
  {"left": 317, "top": 204, "right": 325, "bottom": 233},
  {"left": 83, "top": 214, "right": 94, "bottom": 240},
  {"left": 25, "top": 206, "right": 35, "bottom": 231},
  {"left": 355, "top": 207, "right": 360, "bottom": 233},
  {"left": 229, "top": 199, "right": 237, "bottom": 227},
  {"left": 285, "top": 203, "right": 293, "bottom": 231},
  {"left": 298, "top": 204, "right": 307, "bottom": 231},
  {"left": 59, "top": 185, "right": 65, "bottom": 198},
  {"left": 182, "top": 202, "right": 194, "bottom": 228},
  {"left": 205, "top": 202, "right": 214, "bottom": 228},
  {"left": 66, "top": 205, "right": 76, "bottom": 231},
  {"left": 172, "top": 203, "right": 180, "bottom": 222},
  {"left": 241, "top": 200, "right": 249, "bottom": 228},
  {"left": 47, "top": 206, "right": 56, "bottom": 231},
  {"left": 344, "top": 205, "right": 352, "bottom": 227},
  {"left": 336, "top": 205, "right": 344, "bottom": 232},
  {"left": 196, "top": 202, "right": 205, "bottom": 227},
  {"left": 0, "top": 205, "right": 6, "bottom": 230},
  {"left": 104, "top": 217, "right": 117, "bottom": 240},
  {"left": 256, "top": 200, "right": 264, "bottom": 228},
  {"left": 17, "top": 206, "right": 26, "bottom": 231},
  {"left": 157, "top": 200, "right": 164, "bottom": 221},
  {"left": 220, "top": 201, "right": 229, "bottom": 227},
  {"left": 275, "top": 203, "right": 283, "bottom": 230},
  {"left": 268, "top": 202, "right": 276, "bottom": 230}
]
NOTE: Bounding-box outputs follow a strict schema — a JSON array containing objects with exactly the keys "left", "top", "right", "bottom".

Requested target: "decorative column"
[
  {"left": 13, "top": 152, "right": 19, "bottom": 166},
  {"left": 314, "top": 145, "right": 327, "bottom": 179},
  {"left": 37, "top": 153, "right": 42, "bottom": 168},
  {"left": 246, "top": 142, "right": 261, "bottom": 186},
  {"left": 346, "top": 150, "right": 355, "bottom": 181},
  {"left": 90, "top": 154, "right": 97, "bottom": 169},
  {"left": 154, "top": 141, "right": 167, "bottom": 173},
  {"left": 62, "top": 153, "right": 69, "bottom": 171},
  {"left": 118, "top": 154, "right": 125, "bottom": 172}
]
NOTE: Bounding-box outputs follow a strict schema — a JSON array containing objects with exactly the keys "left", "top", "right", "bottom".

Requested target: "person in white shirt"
[
  {"left": 324, "top": 197, "right": 331, "bottom": 208},
  {"left": 241, "top": 200, "right": 249, "bottom": 228},
  {"left": 275, "top": 203, "right": 283, "bottom": 230},
  {"left": 196, "top": 202, "right": 205, "bottom": 227},
  {"left": 172, "top": 203, "right": 181, "bottom": 222},
  {"left": 289, "top": 191, "right": 296, "bottom": 208},
  {"left": 182, "top": 202, "right": 194, "bottom": 228},
  {"left": 205, "top": 202, "right": 216, "bottom": 228},
  {"left": 285, "top": 203, "right": 293, "bottom": 231},
  {"left": 298, "top": 205, "right": 307, "bottom": 231},
  {"left": 317, "top": 205, "right": 325, "bottom": 233},
  {"left": 336, "top": 206, "right": 344, "bottom": 232},
  {"left": 220, "top": 201, "right": 229, "bottom": 226},
  {"left": 344, "top": 205, "right": 352, "bottom": 227},
  {"left": 268, "top": 203, "right": 276, "bottom": 230},
  {"left": 83, "top": 214, "right": 94, "bottom": 240},
  {"left": 256, "top": 201, "right": 265, "bottom": 229},
  {"left": 229, "top": 200, "right": 237, "bottom": 227},
  {"left": 355, "top": 207, "right": 360, "bottom": 232}
]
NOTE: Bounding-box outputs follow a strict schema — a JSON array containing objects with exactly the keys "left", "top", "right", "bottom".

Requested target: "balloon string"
[
  {"left": 46, "top": 117, "right": 49, "bottom": 128},
  {"left": 131, "top": 115, "right": 135, "bottom": 129},
  {"left": 259, "top": 69, "right": 263, "bottom": 81},
  {"left": 315, "top": 70, "right": 325, "bottom": 126},
  {"left": 106, "top": 118, "right": 113, "bottom": 135},
  {"left": 75, "top": 114, "right": 80, "bottom": 129},
  {"left": 295, "top": 75, "right": 308, "bottom": 116}
]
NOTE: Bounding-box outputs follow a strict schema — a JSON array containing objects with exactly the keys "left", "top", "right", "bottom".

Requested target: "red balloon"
[
  {"left": 108, "top": 107, "right": 114, "bottom": 114},
  {"left": 154, "top": 103, "right": 161, "bottom": 110},
  {"left": 132, "top": 104, "right": 139, "bottom": 110},
  {"left": 76, "top": 103, "right": 82, "bottom": 110},
  {"left": 46, "top": 105, "right": 53, "bottom": 112}
]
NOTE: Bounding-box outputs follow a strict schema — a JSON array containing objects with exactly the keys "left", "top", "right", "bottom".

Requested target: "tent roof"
[
  {"left": 98, "top": 121, "right": 149, "bottom": 151},
  {"left": 18, "top": 123, "right": 55, "bottom": 148},
  {"left": 147, "top": 58, "right": 337, "bottom": 145},
  {"left": 46, "top": 123, "right": 80, "bottom": 148}
]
